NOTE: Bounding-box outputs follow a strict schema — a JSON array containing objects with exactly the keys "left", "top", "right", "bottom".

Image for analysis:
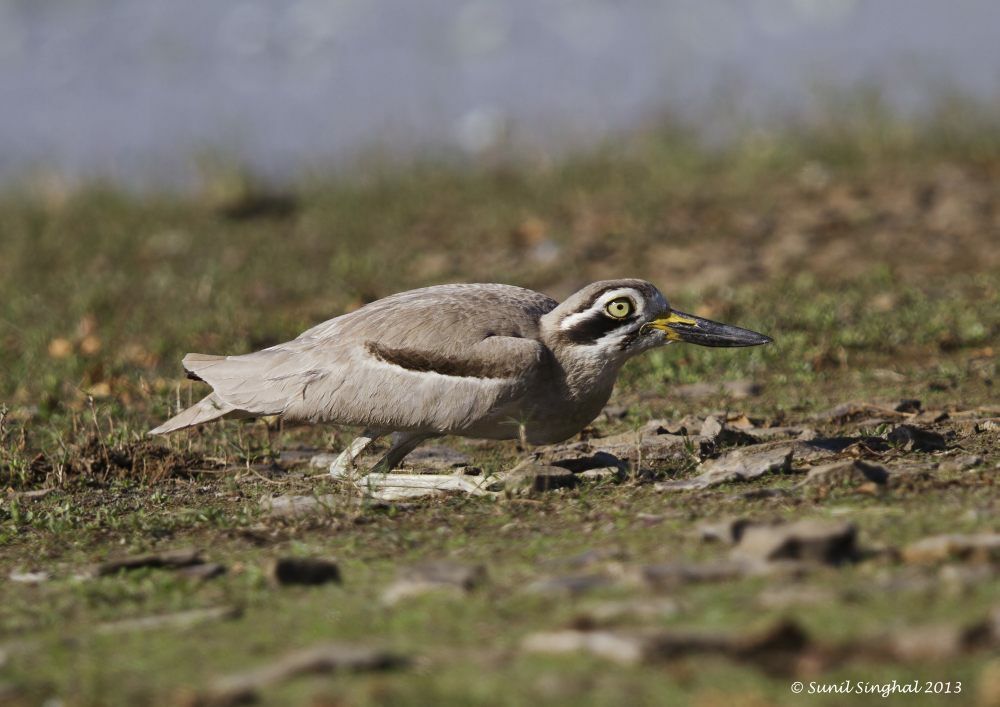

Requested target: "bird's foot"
[{"left": 329, "top": 431, "right": 382, "bottom": 479}]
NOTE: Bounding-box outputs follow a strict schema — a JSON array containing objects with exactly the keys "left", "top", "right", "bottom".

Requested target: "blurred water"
[{"left": 2, "top": 0, "right": 999, "bottom": 186}]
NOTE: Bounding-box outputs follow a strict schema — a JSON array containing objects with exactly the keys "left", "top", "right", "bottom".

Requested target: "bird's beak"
[{"left": 644, "top": 310, "right": 773, "bottom": 348}]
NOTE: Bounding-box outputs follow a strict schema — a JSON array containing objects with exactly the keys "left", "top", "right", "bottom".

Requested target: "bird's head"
[{"left": 541, "top": 279, "right": 772, "bottom": 364}]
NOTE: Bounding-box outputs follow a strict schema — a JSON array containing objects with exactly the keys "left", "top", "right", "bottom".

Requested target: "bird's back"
[{"left": 160, "top": 283, "right": 561, "bottom": 436}]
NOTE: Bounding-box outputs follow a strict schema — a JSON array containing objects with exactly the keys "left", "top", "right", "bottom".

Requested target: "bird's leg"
[
  {"left": 367, "top": 431, "right": 440, "bottom": 475},
  {"left": 329, "top": 429, "right": 384, "bottom": 478}
]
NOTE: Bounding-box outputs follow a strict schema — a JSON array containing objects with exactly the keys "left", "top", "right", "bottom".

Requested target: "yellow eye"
[{"left": 605, "top": 297, "right": 634, "bottom": 319}]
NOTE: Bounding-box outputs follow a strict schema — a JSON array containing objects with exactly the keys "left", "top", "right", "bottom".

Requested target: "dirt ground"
[{"left": 1, "top": 120, "right": 999, "bottom": 705}]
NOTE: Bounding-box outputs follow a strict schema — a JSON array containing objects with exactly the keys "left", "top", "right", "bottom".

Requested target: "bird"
[{"left": 150, "top": 279, "right": 771, "bottom": 475}]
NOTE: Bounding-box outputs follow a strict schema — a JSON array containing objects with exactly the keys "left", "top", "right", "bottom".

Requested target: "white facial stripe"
[{"left": 559, "top": 288, "right": 647, "bottom": 331}]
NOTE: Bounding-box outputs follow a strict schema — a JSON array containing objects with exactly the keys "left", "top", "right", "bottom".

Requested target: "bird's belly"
[{"left": 458, "top": 384, "right": 614, "bottom": 444}]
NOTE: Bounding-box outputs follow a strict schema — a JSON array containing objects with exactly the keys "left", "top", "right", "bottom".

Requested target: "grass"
[{"left": 0, "top": 113, "right": 999, "bottom": 705}]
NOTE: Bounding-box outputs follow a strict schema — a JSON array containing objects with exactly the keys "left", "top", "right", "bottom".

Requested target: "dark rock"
[
  {"left": 894, "top": 399, "right": 923, "bottom": 413},
  {"left": 549, "top": 450, "right": 628, "bottom": 474},
  {"left": 90, "top": 548, "right": 205, "bottom": 577},
  {"left": 887, "top": 424, "right": 948, "bottom": 451},
  {"left": 270, "top": 557, "right": 341, "bottom": 586}
]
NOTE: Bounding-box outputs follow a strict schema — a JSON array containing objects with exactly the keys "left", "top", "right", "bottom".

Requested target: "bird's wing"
[{"left": 183, "top": 284, "right": 558, "bottom": 433}]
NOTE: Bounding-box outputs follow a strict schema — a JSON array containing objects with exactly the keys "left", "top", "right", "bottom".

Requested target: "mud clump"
[{"left": 68, "top": 437, "right": 203, "bottom": 483}]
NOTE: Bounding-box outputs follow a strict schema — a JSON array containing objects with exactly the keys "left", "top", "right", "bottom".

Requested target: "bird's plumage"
[{"left": 151, "top": 280, "right": 771, "bottom": 459}]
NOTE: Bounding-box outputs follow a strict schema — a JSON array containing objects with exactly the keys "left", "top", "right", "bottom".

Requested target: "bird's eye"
[{"left": 605, "top": 297, "right": 634, "bottom": 319}]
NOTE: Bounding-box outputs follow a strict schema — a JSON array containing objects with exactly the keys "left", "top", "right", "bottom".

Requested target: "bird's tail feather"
[{"left": 149, "top": 392, "right": 241, "bottom": 435}]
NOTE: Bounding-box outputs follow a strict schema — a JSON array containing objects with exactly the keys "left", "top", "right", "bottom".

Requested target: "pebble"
[
  {"left": 504, "top": 463, "right": 578, "bottom": 493},
  {"left": 733, "top": 519, "right": 859, "bottom": 565},
  {"left": 656, "top": 445, "right": 793, "bottom": 492},
  {"left": 901, "top": 533, "right": 1000, "bottom": 564},
  {"left": 382, "top": 562, "right": 485, "bottom": 605}
]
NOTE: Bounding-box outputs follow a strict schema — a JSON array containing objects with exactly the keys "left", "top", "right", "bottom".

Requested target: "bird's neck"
[{"left": 551, "top": 347, "right": 626, "bottom": 402}]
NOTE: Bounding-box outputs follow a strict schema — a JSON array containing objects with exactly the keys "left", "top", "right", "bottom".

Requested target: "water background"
[{"left": 3, "top": 0, "right": 999, "bottom": 187}]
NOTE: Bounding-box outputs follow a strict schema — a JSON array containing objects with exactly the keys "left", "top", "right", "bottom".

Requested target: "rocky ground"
[{"left": 1, "top": 121, "right": 999, "bottom": 704}]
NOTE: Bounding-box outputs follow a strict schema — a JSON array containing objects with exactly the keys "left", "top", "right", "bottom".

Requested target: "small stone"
[
  {"left": 799, "top": 460, "right": 890, "bottom": 488},
  {"left": 911, "top": 410, "right": 949, "bottom": 424},
  {"left": 656, "top": 445, "right": 793, "bottom": 492},
  {"left": 270, "top": 557, "right": 341, "bottom": 586},
  {"left": 699, "top": 416, "right": 758, "bottom": 445},
  {"left": 578, "top": 598, "right": 680, "bottom": 625},
  {"left": 939, "top": 454, "right": 984, "bottom": 473},
  {"left": 526, "top": 573, "right": 617, "bottom": 596},
  {"left": 901, "top": 533, "right": 1000, "bottom": 564},
  {"left": 201, "top": 643, "right": 406, "bottom": 705},
  {"left": 978, "top": 419, "right": 1000, "bottom": 433},
  {"left": 505, "top": 463, "right": 578, "bottom": 493},
  {"left": 894, "top": 399, "right": 922, "bottom": 413},
  {"left": 402, "top": 446, "right": 472, "bottom": 473},
  {"left": 744, "top": 426, "right": 809, "bottom": 442},
  {"left": 887, "top": 424, "right": 948, "bottom": 451},
  {"left": 95, "top": 606, "right": 241, "bottom": 635},
  {"left": 640, "top": 561, "right": 750, "bottom": 590},
  {"left": 8, "top": 570, "right": 49, "bottom": 584},
  {"left": 262, "top": 494, "right": 338, "bottom": 518},
  {"left": 733, "top": 520, "right": 858, "bottom": 565},
  {"left": 522, "top": 630, "right": 648, "bottom": 665},
  {"left": 177, "top": 563, "right": 227, "bottom": 581},
  {"left": 978, "top": 659, "right": 1000, "bottom": 707},
  {"left": 601, "top": 404, "right": 630, "bottom": 420},
  {"left": 882, "top": 623, "right": 984, "bottom": 662},
  {"left": 309, "top": 453, "right": 341, "bottom": 470},
  {"left": 382, "top": 562, "right": 485, "bottom": 605},
  {"left": 522, "top": 619, "right": 809, "bottom": 673},
  {"left": 756, "top": 585, "right": 839, "bottom": 609},
  {"left": 276, "top": 448, "right": 322, "bottom": 469},
  {"left": 578, "top": 467, "right": 626, "bottom": 482},
  {"left": 540, "top": 432, "right": 694, "bottom": 469},
  {"left": 360, "top": 473, "right": 490, "bottom": 500},
  {"left": 698, "top": 518, "right": 765, "bottom": 545}
]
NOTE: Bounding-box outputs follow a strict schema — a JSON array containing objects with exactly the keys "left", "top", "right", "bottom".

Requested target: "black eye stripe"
[{"left": 563, "top": 311, "right": 638, "bottom": 344}]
